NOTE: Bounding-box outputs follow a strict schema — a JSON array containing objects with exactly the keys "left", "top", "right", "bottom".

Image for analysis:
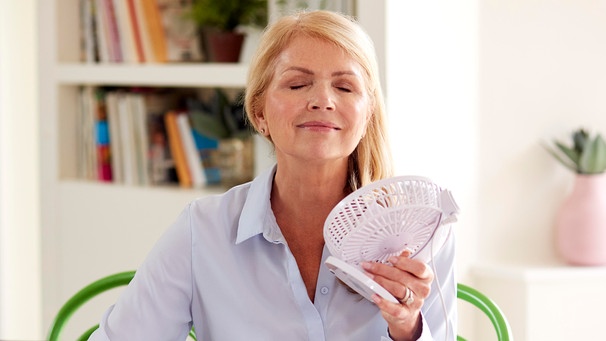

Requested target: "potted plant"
[
  {"left": 188, "top": 0, "right": 268, "bottom": 62},
  {"left": 544, "top": 128, "right": 606, "bottom": 174},
  {"left": 544, "top": 127, "right": 606, "bottom": 265}
]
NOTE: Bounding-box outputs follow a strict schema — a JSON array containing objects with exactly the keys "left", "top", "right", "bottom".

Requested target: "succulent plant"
[{"left": 544, "top": 128, "right": 606, "bottom": 174}]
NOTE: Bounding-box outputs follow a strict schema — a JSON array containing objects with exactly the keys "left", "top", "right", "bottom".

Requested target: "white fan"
[{"left": 324, "top": 176, "right": 459, "bottom": 303}]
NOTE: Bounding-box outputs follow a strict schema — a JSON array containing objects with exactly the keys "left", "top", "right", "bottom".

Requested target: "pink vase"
[{"left": 556, "top": 173, "right": 606, "bottom": 266}]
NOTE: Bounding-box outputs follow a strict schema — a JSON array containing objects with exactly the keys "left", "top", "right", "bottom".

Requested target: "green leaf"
[
  {"left": 544, "top": 128, "right": 606, "bottom": 174},
  {"left": 572, "top": 129, "right": 589, "bottom": 155},
  {"left": 579, "top": 134, "right": 606, "bottom": 174},
  {"left": 190, "top": 110, "right": 230, "bottom": 140},
  {"left": 542, "top": 142, "right": 579, "bottom": 172},
  {"left": 554, "top": 141, "right": 580, "bottom": 165}
]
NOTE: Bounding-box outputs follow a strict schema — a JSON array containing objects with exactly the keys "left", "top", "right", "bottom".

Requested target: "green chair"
[
  {"left": 48, "top": 271, "right": 511, "bottom": 341},
  {"left": 457, "top": 283, "right": 512, "bottom": 341}
]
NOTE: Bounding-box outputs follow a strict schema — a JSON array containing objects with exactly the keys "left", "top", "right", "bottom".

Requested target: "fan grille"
[{"left": 324, "top": 176, "right": 444, "bottom": 266}]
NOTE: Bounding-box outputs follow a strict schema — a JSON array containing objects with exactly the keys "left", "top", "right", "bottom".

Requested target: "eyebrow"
[{"left": 283, "top": 66, "right": 359, "bottom": 77}]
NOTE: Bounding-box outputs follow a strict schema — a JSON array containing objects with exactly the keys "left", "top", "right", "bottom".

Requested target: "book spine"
[
  {"left": 106, "top": 92, "right": 123, "bottom": 183},
  {"left": 93, "top": 0, "right": 110, "bottom": 62},
  {"left": 141, "top": 0, "right": 167, "bottom": 63},
  {"left": 78, "top": 86, "right": 98, "bottom": 180},
  {"left": 164, "top": 111, "right": 192, "bottom": 187},
  {"left": 113, "top": 0, "right": 139, "bottom": 63},
  {"left": 94, "top": 88, "right": 113, "bottom": 181},
  {"left": 126, "top": 0, "right": 145, "bottom": 63},
  {"left": 132, "top": 0, "right": 154, "bottom": 62},
  {"left": 129, "top": 92, "right": 151, "bottom": 185},
  {"left": 117, "top": 92, "right": 138, "bottom": 185},
  {"left": 176, "top": 113, "right": 206, "bottom": 188},
  {"left": 102, "top": 0, "right": 123, "bottom": 62}
]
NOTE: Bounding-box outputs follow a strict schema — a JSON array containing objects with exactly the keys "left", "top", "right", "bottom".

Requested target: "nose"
[{"left": 307, "top": 85, "right": 335, "bottom": 111}]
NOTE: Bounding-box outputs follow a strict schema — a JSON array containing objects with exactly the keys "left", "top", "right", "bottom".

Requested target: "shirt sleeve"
[{"left": 88, "top": 205, "right": 194, "bottom": 341}]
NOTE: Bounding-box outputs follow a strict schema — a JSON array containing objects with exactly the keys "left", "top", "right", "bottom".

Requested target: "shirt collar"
[{"left": 236, "top": 164, "right": 282, "bottom": 244}]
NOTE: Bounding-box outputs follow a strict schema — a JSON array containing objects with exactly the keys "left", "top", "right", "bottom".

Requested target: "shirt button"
[{"left": 320, "top": 286, "right": 329, "bottom": 295}]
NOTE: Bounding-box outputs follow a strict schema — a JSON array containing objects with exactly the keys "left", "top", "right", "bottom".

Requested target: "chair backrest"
[
  {"left": 48, "top": 271, "right": 511, "bottom": 341},
  {"left": 457, "top": 283, "right": 513, "bottom": 341}
]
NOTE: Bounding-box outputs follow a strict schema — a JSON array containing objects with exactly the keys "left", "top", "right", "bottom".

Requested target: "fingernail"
[
  {"left": 389, "top": 256, "right": 398, "bottom": 265},
  {"left": 361, "top": 262, "right": 372, "bottom": 270},
  {"left": 372, "top": 294, "right": 381, "bottom": 305}
]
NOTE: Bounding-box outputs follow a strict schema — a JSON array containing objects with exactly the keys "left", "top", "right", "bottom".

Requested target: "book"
[
  {"left": 129, "top": 92, "right": 151, "bottom": 185},
  {"left": 78, "top": 86, "right": 98, "bottom": 180},
  {"left": 126, "top": 0, "right": 146, "bottom": 62},
  {"left": 164, "top": 111, "right": 192, "bottom": 187},
  {"left": 141, "top": 0, "right": 168, "bottom": 63},
  {"left": 93, "top": 0, "right": 110, "bottom": 62},
  {"left": 93, "top": 88, "right": 112, "bottom": 181},
  {"left": 117, "top": 92, "right": 139, "bottom": 185},
  {"left": 132, "top": 0, "right": 154, "bottom": 62},
  {"left": 176, "top": 113, "right": 206, "bottom": 188},
  {"left": 79, "top": 0, "right": 98, "bottom": 63},
  {"left": 101, "top": 0, "right": 123, "bottom": 62},
  {"left": 112, "top": 0, "right": 137, "bottom": 63},
  {"left": 106, "top": 91, "right": 123, "bottom": 183},
  {"left": 144, "top": 90, "right": 178, "bottom": 184}
]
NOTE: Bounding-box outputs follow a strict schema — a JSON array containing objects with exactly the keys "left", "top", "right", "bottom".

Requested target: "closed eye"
[{"left": 290, "top": 85, "right": 306, "bottom": 90}]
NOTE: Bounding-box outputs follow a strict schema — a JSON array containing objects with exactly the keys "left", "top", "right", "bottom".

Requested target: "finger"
[
  {"left": 362, "top": 262, "right": 416, "bottom": 300},
  {"left": 389, "top": 255, "right": 433, "bottom": 280},
  {"left": 371, "top": 293, "right": 415, "bottom": 321}
]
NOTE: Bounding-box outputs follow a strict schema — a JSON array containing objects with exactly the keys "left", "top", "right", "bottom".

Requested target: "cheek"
[
  {"left": 348, "top": 100, "right": 372, "bottom": 135},
  {"left": 263, "top": 92, "right": 299, "bottom": 127}
]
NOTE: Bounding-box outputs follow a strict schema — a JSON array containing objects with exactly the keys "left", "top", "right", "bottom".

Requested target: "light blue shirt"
[{"left": 90, "top": 165, "right": 456, "bottom": 340}]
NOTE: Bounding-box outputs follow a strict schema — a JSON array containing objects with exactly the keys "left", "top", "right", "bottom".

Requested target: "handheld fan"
[{"left": 324, "top": 176, "right": 459, "bottom": 303}]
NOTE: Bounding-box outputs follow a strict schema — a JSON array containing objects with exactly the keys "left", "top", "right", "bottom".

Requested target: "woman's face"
[{"left": 260, "top": 35, "right": 371, "bottom": 166}]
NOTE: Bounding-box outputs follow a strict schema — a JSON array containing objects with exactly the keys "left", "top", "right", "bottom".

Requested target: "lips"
[{"left": 297, "top": 121, "right": 341, "bottom": 130}]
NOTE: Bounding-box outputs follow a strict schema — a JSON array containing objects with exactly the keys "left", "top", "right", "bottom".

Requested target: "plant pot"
[
  {"left": 203, "top": 29, "right": 245, "bottom": 63},
  {"left": 555, "top": 173, "right": 606, "bottom": 265}
]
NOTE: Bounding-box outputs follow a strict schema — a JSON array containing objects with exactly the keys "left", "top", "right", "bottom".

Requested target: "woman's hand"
[{"left": 361, "top": 250, "right": 434, "bottom": 341}]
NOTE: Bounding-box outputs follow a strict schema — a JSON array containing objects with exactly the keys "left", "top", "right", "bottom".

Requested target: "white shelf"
[{"left": 56, "top": 63, "right": 248, "bottom": 87}]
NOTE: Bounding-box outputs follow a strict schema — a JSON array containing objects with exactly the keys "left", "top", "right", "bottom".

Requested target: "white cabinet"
[{"left": 472, "top": 264, "right": 606, "bottom": 341}]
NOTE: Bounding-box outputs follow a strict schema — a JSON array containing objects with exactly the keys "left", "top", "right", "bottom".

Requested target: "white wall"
[
  {"left": 385, "top": 0, "right": 479, "bottom": 279},
  {"left": 387, "top": 0, "right": 606, "bottom": 268},
  {"left": 478, "top": 0, "right": 606, "bottom": 265},
  {"left": 386, "top": 2, "right": 606, "bottom": 338},
  {"left": 0, "top": 0, "right": 41, "bottom": 338}
]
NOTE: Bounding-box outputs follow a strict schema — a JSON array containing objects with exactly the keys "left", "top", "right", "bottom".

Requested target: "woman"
[{"left": 90, "top": 10, "right": 456, "bottom": 341}]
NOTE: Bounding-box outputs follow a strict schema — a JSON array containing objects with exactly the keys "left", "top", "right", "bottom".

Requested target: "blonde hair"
[{"left": 244, "top": 10, "right": 393, "bottom": 190}]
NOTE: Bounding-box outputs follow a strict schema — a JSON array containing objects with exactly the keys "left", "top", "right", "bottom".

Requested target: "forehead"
[{"left": 274, "top": 35, "right": 358, "bottom": 72}]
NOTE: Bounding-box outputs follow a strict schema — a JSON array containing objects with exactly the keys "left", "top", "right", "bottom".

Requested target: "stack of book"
[
  {"left": 77, "top": 86, "right": 210, "bottom": 188},
  {"left": 80, "top": 0, "right": 203, "bottom": 63}
]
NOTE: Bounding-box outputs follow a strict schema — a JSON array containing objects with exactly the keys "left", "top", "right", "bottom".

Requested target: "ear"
[{"left": 254, "top": 109, "right": 266, "bottom": 129}]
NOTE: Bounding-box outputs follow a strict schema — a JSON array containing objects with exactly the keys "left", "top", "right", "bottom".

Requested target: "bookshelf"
[
  {"left": 38, "top": 0, "right": 386, "bottom": 335},
  {"left": 39, "top": 0, "right": 261, "bottom": 333}
]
